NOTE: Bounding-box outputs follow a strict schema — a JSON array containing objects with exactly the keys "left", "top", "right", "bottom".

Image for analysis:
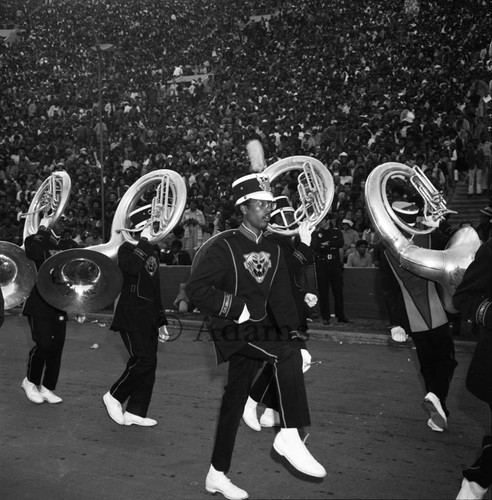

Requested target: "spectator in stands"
[
  {"left": 181, "top": 199, "right": 206, "bottom": 256},
  {"left": 161, "top": 239, "right": 192, "bottom": 265},
  {"left": 340, "top": 219, "right": 359, "bottom": 262},
  {"left": 84, "top": 227, "right": 103, "bottom": 247},
  {"left": 466, "top": 138, "right": 485, "bottom": 197},
  {"left": 478, "top": 133, "right": 491, "bottom": 194},
  {"left": 346, "top": 239, "right": 373, "bottom": 268},
  {"left": 58, "top": 228, "right": 80, "bottom": 251}
]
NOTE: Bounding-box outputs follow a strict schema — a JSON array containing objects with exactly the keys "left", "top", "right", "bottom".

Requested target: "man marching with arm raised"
[{"left": 186, "top": 172, "right": 325, "bottom": 500}]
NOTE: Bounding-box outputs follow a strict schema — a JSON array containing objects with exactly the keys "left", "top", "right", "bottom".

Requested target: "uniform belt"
[{"left": 316, "top": 254, "right": 335, "bottom": 261}]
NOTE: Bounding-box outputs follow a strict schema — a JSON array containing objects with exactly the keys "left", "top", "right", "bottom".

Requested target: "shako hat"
[
  {"left": 129, "top": 204, "right": 152, "bottom": 229},
  {"left": 232, "top": 173, "right": 273, "bottom": 206},
  {"left": 392, "top": 200, "right": 419, "bottom": 226}
]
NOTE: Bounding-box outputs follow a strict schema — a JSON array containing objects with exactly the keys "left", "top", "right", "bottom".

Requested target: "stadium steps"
[{"left": 446, "top": 181, "right": 489, "bottom": 228}]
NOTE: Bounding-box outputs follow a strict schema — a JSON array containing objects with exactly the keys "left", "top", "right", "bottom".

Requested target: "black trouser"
[
  {"left": 314, "top": 257, "right": 345, "bottom": 320},
  {"left": 250, "top": 363, "right": 277, "bottom": 409},
  {"left": 26, "top": 315, "right": 66, "bottom": 390},
  {"left": 410, "top": 323, "right": 457, "bottom": 413},
  {"left": 110, "top": 329, "right": 158, "bottom": 418},
  {"left": 463, "top": 406, "right": 492, "bottom": 489},
  {"left": 211, "top": 340, "right": 310, "bottom": 473}
]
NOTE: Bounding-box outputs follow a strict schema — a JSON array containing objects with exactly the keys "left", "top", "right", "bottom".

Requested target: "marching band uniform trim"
[
  {"left": 219, "top": 292, "right": 233, "bottom": 317},
  {"left": 134, "top": 246, "right": 148, "bottom": 262},
  {"left": 476, "top": 299, "right": 491, "bottom": 327}
]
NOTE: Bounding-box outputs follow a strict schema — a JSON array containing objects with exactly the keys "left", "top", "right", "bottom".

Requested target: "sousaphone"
[
  {"left": 365, "top": 162, "right": 481, "bottom": 312},
  {"left": 0, "top": 171, "right": 71, "bottom": 309}
]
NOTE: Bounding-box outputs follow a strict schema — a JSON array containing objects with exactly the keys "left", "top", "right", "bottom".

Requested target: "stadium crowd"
[{"left": 0, "top": 0, "right": 491, "bottom": 261}]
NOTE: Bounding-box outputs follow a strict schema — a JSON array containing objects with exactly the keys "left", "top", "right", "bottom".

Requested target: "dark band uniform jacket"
[
  {"left": 379, "top": 220, "right": 456, "bottom": 333},
  {"left": 453, "top": 238, "right": 492, "bottom": 405},
  {"left": 110, "top": 239, "right": 167, "bottom": 333},
  {"left": 186, "top": 225, "right": 301, "bottom": 363},
  {"left": 23, "top": 229, "right": 71, "bottom": 319},
  {"left": 265, "top": 231, "right": 314, "bottom": 328}
]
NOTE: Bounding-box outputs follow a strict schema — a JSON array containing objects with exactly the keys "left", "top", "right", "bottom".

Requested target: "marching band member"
[
  {"left": 242, "top": 196, "right": 317, "bottom": 431},
  {"left": 454, "top": 238, "right": 492, "bottom": 500},
  {"left": 21, "top": 219, "right": 79, "bottom": 404},
  {"left": 102, "top": 206, "right": 168, "bottom": 427},
  {"left": 380, "top": 201, "right": 458, "bottom": 432},
  {"left": 186, "top": 174, "right": 325, "bottom": 500}
]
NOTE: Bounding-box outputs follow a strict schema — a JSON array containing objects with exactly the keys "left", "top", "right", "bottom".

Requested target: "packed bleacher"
[{"left": 0, "top": 0, "right": 491, "bottom": 258}]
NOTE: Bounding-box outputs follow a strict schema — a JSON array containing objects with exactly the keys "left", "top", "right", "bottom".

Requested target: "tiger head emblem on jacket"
[{"left": 243, "top": 251, "right": 271, "bottom": 283}]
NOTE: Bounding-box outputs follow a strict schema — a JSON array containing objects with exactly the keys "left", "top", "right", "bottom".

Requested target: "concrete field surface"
[{"left": 0, "top": 314, "right": 489, "bottom": 500}]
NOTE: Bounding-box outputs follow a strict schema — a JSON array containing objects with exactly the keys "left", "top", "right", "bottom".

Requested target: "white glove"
[
  {"left": 158, "top": 324, "right": 170, "bottom": 342},
  {"left": 301, "top": 349, "right": 311, "bottom": 373},
  {"left": 298, "top": 220, "right": 314, "bottom": 246},
  {"left": 304, "top": 293, "right": 318, "bottom": 308},
  {"left": 234, "top": 304, "right": 250, "bottom": 324},
  {"left": 39, "top": 217, "right": 51, "bottom": 230},
  {"left": 140, "top": 224, "right": 153, "bottom": 241},
  {"left": 390, "top": 326, "right": 408, "bottom": 342},
  {"left": 75, "top": 314, "right": 86, "bottom": 324},
  {"left": 421, "top": 217, "right": 441, "bottom": 228}
]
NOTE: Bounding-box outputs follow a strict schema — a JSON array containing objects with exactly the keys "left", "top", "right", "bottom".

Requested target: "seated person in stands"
[
  {"left": 341, "top": 218, "right": 359, "bottom": 261},
  {"left": 85, "top": 227, "right": 103, "bottom": 246},
  {"left": 58, "top": 228, "right": 80, "bottom": 250},
  {"left": 161, "top": 239, "right": 192, "bottom": 265},
  {"left": 346, "top": 239, "right": 373, "bottom": 268}
]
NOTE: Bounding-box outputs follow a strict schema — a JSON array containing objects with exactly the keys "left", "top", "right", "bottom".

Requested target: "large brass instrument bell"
[
  {"left": 263, "top": 156, "right": 334, "bottom": 236},
  {"left": 36, "top": 170, "right": 187, "bottom": 315}
]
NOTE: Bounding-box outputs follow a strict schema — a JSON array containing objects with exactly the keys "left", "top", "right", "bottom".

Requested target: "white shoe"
[
  {"left": 242, "top": 397, "right": 261, "bottom": 432},
  {"left": 205, "top": 465, "right": 249, "bottom": 500},
  {"left": 260, "top": 408, "right": 280, "bottom": 428},
  {"left": 21, "top": 377, "right": 43, "bottom": 404},
  {"left": 273, "top": 431, "right": 326, "bottom": 478},
  {"left": 102, "top": 391, "right": 125, "bottom": 425},
  {"left": 123, "top": 411, "right": 157, "bottom": 427},
  {"left": 424, "top": 392, "right": 447, "bottom": 430},
  {"left": 38, "top": 386, "right": 63, "bottom": 404},
  {"left": 456, "top": 478, "right": 488, "bottom": 499},
  {"left": 427, "top": 418, "right": 444, "bottom": 432}
]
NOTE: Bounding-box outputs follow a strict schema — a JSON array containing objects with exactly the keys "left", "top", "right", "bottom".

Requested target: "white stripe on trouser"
[
  {"left": 26, "top": 316, "right": 38, "bottom": 382},
  {"left": 112, "top": 331, "right": 138, "bottom": 396},
  {"left": 246, "top": 342, "right": 288, "bottom": 428}
]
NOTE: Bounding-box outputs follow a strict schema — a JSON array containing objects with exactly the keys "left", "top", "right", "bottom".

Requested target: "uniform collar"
[{"left": 239, "top": 223, "right": 263, "bottom": 244}]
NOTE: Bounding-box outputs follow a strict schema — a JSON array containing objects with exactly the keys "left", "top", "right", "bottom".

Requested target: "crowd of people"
[{"left": 0, "top": 0, "right": 491, "bottom": 258}]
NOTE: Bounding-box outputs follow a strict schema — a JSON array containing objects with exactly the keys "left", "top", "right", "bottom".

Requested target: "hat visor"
[
  {"left": 235, "top": 190, "right": 274, "bottom": 206},
  {"left": 133, "top": 221, "right": 148, "bottom": 230}
]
